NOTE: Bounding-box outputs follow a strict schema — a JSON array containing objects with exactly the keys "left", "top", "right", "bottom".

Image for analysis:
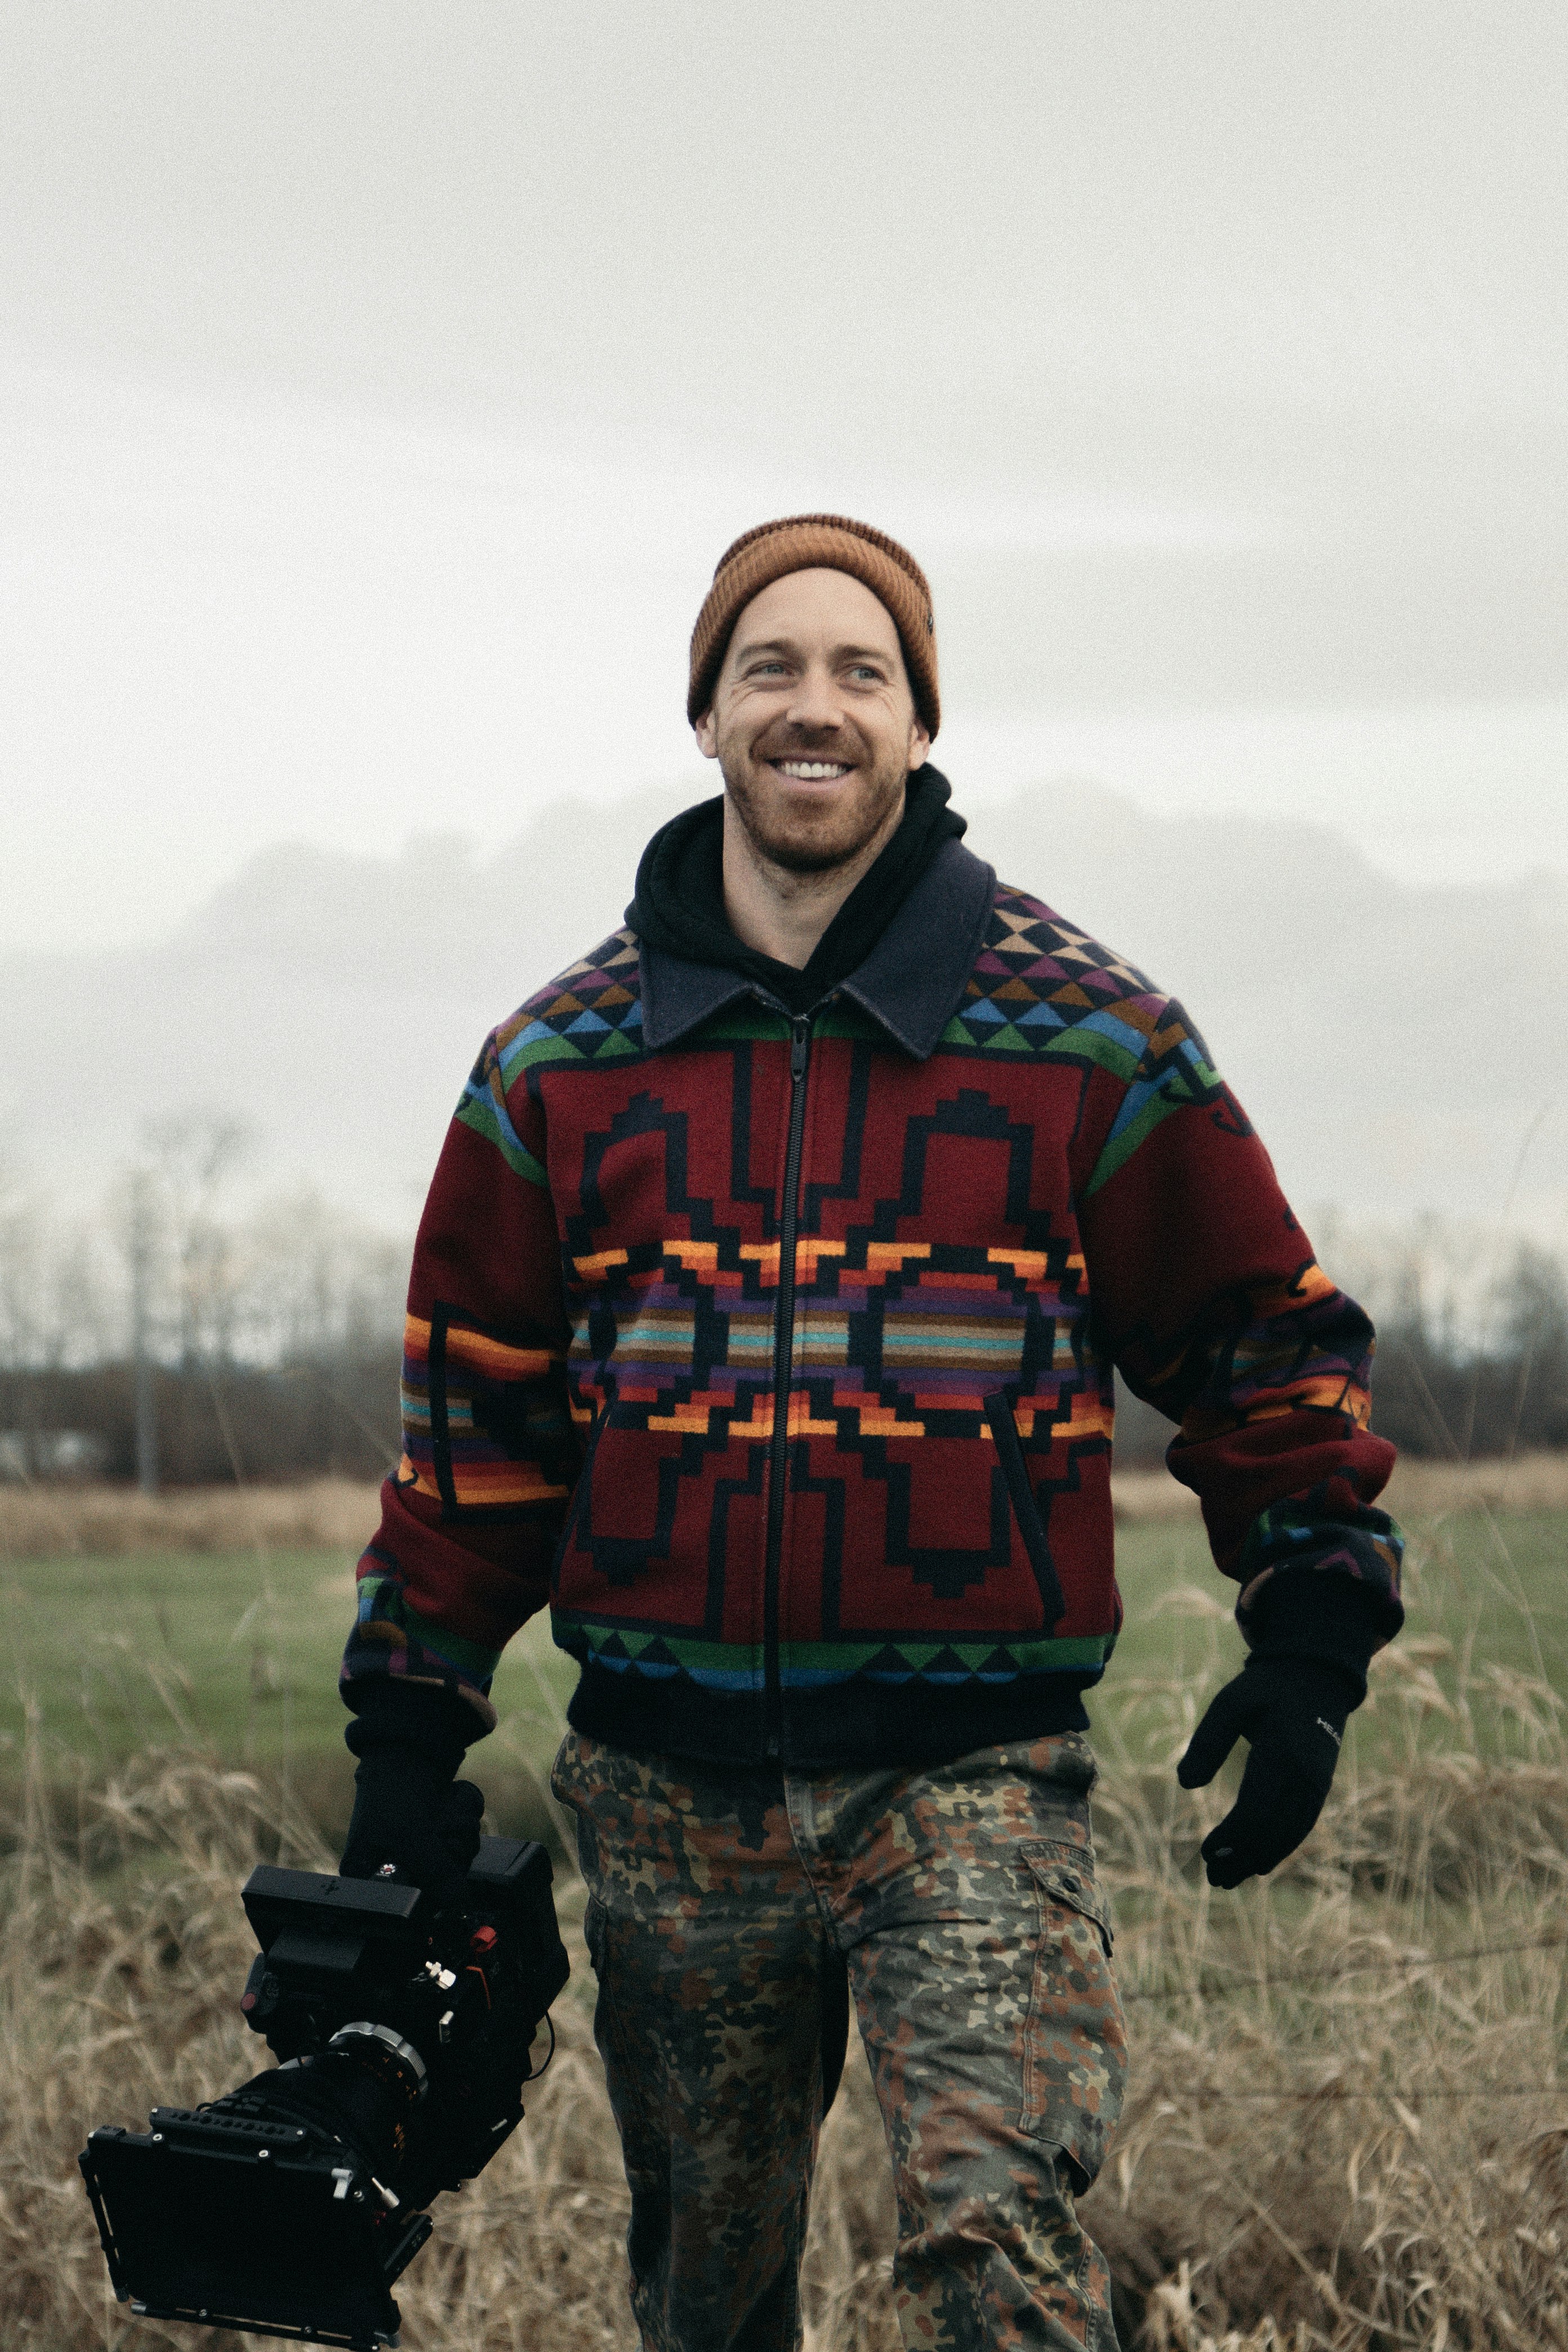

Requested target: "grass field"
[
  {"left": 3, "top": 1470, "right": 1566, "bottom": 1832},
  {"left": 3, "top": 1469, "right": 1568, "bottom": 2348}
]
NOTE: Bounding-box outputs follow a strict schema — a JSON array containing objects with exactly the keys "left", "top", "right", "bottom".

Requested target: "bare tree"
[
  {"left": 121, "top": 1166, "right": 164, "bottom": 1495},
  {"left": 139, "top": 1112, "right": 252, "bottom": 1374},
  {"left": 104, "top": 1111, "right": 253, "bottom": 1490}
]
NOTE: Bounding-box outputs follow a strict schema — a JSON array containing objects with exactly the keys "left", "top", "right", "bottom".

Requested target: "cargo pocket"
[{"left": 1018, "top": 1842, "right": 1126, "bottom": 2192}]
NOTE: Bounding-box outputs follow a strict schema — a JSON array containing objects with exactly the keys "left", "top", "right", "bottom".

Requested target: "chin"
[
  {"left": 753, "top": 807, "right": 882, "bottom": 874},
  {"left": 762, "top": 836, "right": 861, "bottom": 876}
]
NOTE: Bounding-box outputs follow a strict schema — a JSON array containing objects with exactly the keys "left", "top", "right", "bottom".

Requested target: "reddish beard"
[{"left": 718, "top": 728, "right": 908, "bottom": 876}]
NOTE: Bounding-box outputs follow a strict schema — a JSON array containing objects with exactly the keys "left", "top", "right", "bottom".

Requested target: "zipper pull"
[{"left": 790, "top": 1018, "right": 810, "bottom": 1081}]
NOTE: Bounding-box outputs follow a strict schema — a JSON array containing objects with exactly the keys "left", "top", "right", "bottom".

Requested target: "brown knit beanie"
[{"left": 688, "top": 514, "right": 940, "bottom": 738}]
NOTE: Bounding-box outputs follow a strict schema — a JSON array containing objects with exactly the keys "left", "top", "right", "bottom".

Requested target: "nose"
[{"left": 784, "top": 658, "right": 843, "bottom": 734}]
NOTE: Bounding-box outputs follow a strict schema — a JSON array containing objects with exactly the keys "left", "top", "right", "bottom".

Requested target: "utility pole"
[{"left": 128, "top": 1170, "right": 159, "bottom": 1497}]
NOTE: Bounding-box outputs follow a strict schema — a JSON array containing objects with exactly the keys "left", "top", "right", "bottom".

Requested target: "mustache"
[{"left": 750, "top": 725, "right": 866, "bottom": 765}]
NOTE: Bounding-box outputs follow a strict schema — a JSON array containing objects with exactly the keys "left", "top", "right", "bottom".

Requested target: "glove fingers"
[
  {"left": 1176, "top": 1682, "right": 1246, "bottom": 1789},
  {"left": 440, "top": 1780, "right": 485, "bottom": 1868},
  {"left": 1201, "top": 1753, "right": 1329, "bottom": 1887}
]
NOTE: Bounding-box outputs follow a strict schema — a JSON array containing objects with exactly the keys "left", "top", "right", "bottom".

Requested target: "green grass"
[
  {"left": 0, "top": 1544, "right": 579, "bottom": 1846},
  {"left": 3, "top": 1508, "right": 1564, "bottom": 1840},
  {"left": 1103, "top": 1507, "right": 1568, "bottom": 1770}
]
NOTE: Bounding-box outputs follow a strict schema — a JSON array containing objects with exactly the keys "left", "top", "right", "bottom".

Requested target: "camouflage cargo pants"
[{"left": 550, "top": 1730, "right": 1126, "bottom": 2352}]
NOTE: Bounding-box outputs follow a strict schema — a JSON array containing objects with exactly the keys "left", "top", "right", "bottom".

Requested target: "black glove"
[
  {"left": 1177, "top": 1570, "right": 1391, "bottom": 1888},
  {"left": 340, "top": 1681, "right": 485, "bottom": 1910},
  {"left": 1176, "top": 1654, "right": 1356, "bottom": 1887}
]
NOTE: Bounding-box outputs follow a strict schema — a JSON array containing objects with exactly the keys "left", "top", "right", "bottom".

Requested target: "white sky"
[{"left": 2, "top": 0, "right": 1566, "bottom": 952}]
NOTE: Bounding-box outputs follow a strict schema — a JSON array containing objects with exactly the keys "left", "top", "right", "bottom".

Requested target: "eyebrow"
[{"left": 734, "top": 638, "right": 895, "bottom": 665}]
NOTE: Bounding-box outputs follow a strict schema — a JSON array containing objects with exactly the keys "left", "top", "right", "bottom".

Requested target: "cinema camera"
[{"left": 79, "top": 1837, "right": 570, "bottom": 2350}]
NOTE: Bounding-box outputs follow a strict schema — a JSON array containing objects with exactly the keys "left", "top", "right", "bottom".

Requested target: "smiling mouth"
[{"left": 770, "top": 759, "right": 853, "bottom": 781}]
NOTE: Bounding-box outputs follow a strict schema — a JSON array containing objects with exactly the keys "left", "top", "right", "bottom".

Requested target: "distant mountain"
[
  {"left": 5, "top": 779, "right": 1565, "bottom": 1241},
  {"left": 2, "top": 785, "right": 689, "bottom": 1228},
  {"left": 962, "top": 787, "right": 1568, "bottom": 1244}
]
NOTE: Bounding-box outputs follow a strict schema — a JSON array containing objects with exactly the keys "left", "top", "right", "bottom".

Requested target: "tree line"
[
  {"left": 2, "top": 1119, "right": 1565, "bottom": 1484},
  {"left": 0, "top": 1115, "right": 406, "bottom": 1487}
]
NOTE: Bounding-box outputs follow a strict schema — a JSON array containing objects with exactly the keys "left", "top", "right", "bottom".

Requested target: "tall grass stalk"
[{"left": 4, "top": 1498, "right": 1567, "bottom": 2347}]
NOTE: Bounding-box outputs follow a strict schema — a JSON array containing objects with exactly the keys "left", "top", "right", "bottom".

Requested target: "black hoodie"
[{"left": 626, "top": 765, "right": 967, "bottom": 1016}]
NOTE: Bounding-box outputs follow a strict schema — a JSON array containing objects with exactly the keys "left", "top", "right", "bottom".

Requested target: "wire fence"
[
  {"left": 1120, "top": 1925, "right": 1568, "bottom": 2005},
  {"left": 1139, "top": 2081, "right": 1566, "bottom": 2105},
  {"left": 1118, "top": 1922, "right": 1568, "bottom": 2102}
]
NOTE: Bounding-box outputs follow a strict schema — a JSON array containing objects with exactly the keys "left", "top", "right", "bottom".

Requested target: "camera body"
[{"left": 80, "top": 1837, "right": 570, "bottom": 2351}]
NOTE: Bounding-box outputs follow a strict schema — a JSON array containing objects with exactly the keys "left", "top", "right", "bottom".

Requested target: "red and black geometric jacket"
[{"left": 341, "top": 839, "right": 1403, "bottom": 1766}]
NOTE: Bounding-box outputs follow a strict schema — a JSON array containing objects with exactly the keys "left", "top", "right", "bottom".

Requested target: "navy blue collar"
[{"left": 637, "top": 838, "right": 996, "bottom": 1061}]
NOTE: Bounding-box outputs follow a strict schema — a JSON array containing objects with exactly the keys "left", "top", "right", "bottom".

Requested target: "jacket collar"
[{"left": 638, "top": 838, "right": 996, "bottom": 1061}]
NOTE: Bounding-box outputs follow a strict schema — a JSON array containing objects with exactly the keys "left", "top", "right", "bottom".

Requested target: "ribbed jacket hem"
[{"left": 564, "top": 1661, "right": 1095, "bottom": 1769}]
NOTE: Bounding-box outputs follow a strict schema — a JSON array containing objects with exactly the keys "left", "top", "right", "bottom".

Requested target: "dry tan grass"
[
  {"left": 7, "top": 1678, "right": 1568, "bottom": 2352},
  {"left": 8, "top": 1450, "right": 1563, "bottom": 1559},
  {"left": 0, "top": 1477, "right": 381, "bottom": 1561},
  {"left": 1, "top": 1740, "right": 635, "bottom": 2352},
  {"left": 6, "top": 1464, "right": 1568, "bottom": 2346},
  {"left": 1113, "top": 1451, "right": 1568, "bottom": 1526},
  {"left": 1384, "top": 1449, "right": 1568, "bottom": 1519}
]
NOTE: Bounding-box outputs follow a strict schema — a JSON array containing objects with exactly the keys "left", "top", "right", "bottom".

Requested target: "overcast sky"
[{"left": 2, "top": 1, "right": 1565, "bottom": 954}]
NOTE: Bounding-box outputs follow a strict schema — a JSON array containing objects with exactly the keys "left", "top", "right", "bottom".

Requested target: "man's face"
[{"left": 694, "top": 568, "right": 930, "bottom": 874}]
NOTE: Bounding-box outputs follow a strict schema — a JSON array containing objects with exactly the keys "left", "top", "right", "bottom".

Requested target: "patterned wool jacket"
[{"left": 342, "top": 839, "right": 1403, "bottom": 1766}]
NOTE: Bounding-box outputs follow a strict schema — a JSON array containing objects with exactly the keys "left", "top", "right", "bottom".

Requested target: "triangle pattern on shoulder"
[
  {"left": 938, "top": 886, "right": 1170, "bottom": 1072},
  {"left": 494, "top": 927, "right": 651, "bottom": 1075}
]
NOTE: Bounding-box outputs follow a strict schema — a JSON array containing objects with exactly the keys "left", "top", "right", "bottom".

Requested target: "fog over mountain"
[
  {"left": 5, "top": 782, "right": 1564, "bottom": 1251},
  {"left": 4, "top": 6, "right": 1566, "bottom": 955}
]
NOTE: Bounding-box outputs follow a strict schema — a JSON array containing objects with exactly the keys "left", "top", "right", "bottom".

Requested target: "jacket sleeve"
[
  {"left": 1075, "top": 1000, "right": 1404, "bottom": 1667},
  {"left": 340, "top": 1030, "right": 578, "bottom": 1735}
]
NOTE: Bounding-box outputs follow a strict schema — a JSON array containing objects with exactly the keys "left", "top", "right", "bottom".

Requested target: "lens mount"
[{"left": 328, "top": 2022, "right": 429, "bottom": 2102}]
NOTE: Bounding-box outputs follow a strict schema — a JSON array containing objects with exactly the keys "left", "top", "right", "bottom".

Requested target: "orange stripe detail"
[
  {"left": 786, "top": 1394, "right": 839, "bottom": 1437},
  {"left": 572, "top": 1249, "right": 630, "bottom": 1280},
  {"left": 398, "top": 1453, "right": 441, "bottom": 1499},
  {"left": 662, "top": 1241, "right": 749, "bottom": 1286},
  {"left": 451, "top": 1464, "right": 569, "bottom": 1502},
  {"left": 665, "top": 1240, "right": 718, "bottom": 1269},
  {"left": 645, "top": 1388, "right": 735, "bottom": 1433},
  {"left": 1245, "top": 1375, "right": 1366, "bottom": 1424},
  {"left": 443, "top": 1329, "right": 558, "bottom": 1379},
  {"left": 898, "top": 1269, "right": 1001, "bottom": 1291},
  {"left": 832, "top": 1391, "right": 925, "bottom": 1438}
]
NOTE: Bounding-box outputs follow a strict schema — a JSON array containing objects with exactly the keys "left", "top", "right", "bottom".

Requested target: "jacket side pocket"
[
  {"left": 984, "top": 1391, "right": 1066, "bottom": 1625},
  {"left": 551, "top": 1397, "right": 610, "bottom": 1593},
  {"left": 1018, "top": 1842, "right": 1126, "bottom": 2191}
]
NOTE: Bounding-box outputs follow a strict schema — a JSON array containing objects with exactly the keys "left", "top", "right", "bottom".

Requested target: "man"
[{"left": 338, "top": 515, "right": 1403, "bottom": 2351}]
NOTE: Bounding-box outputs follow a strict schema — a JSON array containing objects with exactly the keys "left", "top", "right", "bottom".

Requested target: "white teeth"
[{"left": 777, "top": 760, "right": 849, "bottom": 779}]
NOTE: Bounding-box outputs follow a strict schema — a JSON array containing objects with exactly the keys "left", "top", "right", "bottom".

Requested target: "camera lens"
[{"left": 228, "top": 2030, "right": 425, "bottom": 2182}]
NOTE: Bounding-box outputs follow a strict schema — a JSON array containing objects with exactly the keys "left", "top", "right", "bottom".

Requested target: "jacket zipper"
[{"left": 763, "top": 1014, "right": 813, "bottom": 1756}]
